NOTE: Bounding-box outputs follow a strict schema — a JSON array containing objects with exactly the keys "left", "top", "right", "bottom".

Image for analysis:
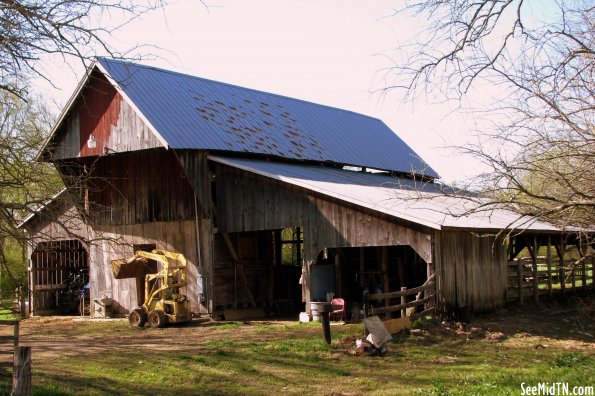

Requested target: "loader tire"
[
  {"left": 129, "top": 308, "right": 147, "bottom": 327},
  {"left": 148, "top": 310, "right": 168, "bottom": 328}
]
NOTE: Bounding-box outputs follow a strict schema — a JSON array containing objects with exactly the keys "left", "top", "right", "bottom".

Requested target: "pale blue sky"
[{"left": 35, "top": 0, "right": 490, "bottom": 183}]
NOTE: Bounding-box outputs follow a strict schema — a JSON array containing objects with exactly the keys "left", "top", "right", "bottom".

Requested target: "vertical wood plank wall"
[
  {"left": 215, "top": 164, "right": 433, "bottom": 263},
  {"left": 89, "top": 220, "right": 202, "bottom": 315},
  {"left": 215, "top": 164, "right": 434, "bottom": 310},
  {"left": 49, "top": 69, "right": 162, "bottom": 160},
  {"left": 434, "top": 230, "right": 507, "bottom": 313}
]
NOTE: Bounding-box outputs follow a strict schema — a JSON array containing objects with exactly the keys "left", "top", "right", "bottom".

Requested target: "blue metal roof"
[{"left": 97, "top": 58, "right": 439, "bottom": 178}]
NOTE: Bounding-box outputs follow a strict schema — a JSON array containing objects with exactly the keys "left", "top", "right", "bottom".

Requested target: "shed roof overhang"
[{"left": 208, "top": 156, "right": 566, "bottom": 234}]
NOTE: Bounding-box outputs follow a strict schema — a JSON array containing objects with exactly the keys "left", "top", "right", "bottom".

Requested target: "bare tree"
[
  {"left": 0, "top": 0, "right": 166, "bottom": 102},
  {"left": 388, "top": 1, "right": 594, "bottom": 233},
  {"left": 0, "top": 91, "right": 62, "bottom": 286}
]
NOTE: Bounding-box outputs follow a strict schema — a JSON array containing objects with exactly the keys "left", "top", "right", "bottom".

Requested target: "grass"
[
  {"left": 0, "top": 310, "right": 593, "bottom": 396},
  {"left": 0, "top": 301, "right": 19, "bottom": 321}
]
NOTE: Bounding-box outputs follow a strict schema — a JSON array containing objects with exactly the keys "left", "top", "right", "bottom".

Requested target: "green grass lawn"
[
  {"left": 1, "top": 302, "right": 594, "bottom": 395},
  {"left": 0, "top": 301, "right": 19, "bottom": 321}
]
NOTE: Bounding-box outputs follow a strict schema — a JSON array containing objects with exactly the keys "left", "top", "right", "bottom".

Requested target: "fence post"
[
  {"left": 517, "top": 260, "right": 523, "bottom": 305},
  {"left": 14, "top": 321, "right": 19, "bottom": 347},
  {"left": 547, "top": 237, "right": 553, "bottom": 297},
  {"left": 12, "top": 346, "right": 31, "bottom": 396},
  {"left": 400, "top": 287, "right": 407, "bottom": 318},
  {"left": 532, "top": 236, "right": 539, "bottom": 303},
  {"left": 559, "top": 241, "right": 566, "bottom": 295},
  {"left": 581, "top": 260, "right": 587, "bottom": 290},
  {"left": 18, "top": 286, "right": 27, "bottom": 318}
]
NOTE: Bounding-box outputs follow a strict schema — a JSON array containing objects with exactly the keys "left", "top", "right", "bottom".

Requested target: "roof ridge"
[{"left": 96, "top": 57, "right": 384, "bottom": 124}]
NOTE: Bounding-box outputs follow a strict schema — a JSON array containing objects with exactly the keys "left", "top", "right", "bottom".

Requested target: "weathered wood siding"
[
  {"left": 88, "top": 220, "right": 203, "bottom": 315},
  {"left": 215, "top": 164, "right": 433, "bottom": 263},
  {"left": 81, "top": 149, "right": 196, "bottom": 225},
  {"left": 49, "top": 70, "right": 162, "bottom": 160},
  {"left": 211, "top": 231, "right": 276, "bottom": 309},
  {"left": 215, "top": 163, "right": 433, "bottom": 309},
  {"left": 23, "top": 187, "right": 209, "bottom": 315},
  {"left": 434, "top": 230, "right": 507, "bottom": 313}
]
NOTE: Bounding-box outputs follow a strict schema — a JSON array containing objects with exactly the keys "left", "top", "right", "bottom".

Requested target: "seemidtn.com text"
[{"left": 521, "top": 383, "right": 594, "bottom": 396}]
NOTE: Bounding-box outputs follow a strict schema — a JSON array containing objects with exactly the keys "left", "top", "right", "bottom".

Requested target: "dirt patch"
[{"left": 2, "top": 294, "right": 594, "bottom": 363}]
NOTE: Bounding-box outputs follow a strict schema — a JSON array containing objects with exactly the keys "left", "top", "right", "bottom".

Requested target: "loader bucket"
[{"left": 111, "top": 257, "right": 158, "bottom": 279}]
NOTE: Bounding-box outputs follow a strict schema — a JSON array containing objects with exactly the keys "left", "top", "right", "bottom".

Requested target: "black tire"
[
  {"left": 148, "top": 310, "right": 168, "bottom": 328},
  {"left": 129, "top": 308, "right": 147, "bottom": 327}
]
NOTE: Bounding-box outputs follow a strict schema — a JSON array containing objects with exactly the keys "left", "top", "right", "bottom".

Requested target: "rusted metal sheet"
[{"left": 94, "top": 58, "right": 439, "bottom": 178}]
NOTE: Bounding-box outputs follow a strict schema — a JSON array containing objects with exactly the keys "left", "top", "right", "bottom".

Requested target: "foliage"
[
  {"left": 390, "top": 1, "right": 594, "bottom": 234},
  {"left": 0, "top": 92, "right": 62, "bottom": 287}
]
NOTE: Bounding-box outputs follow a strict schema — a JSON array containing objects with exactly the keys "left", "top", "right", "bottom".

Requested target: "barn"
[{"left": 19, "top": 58, "right": 592, "bottom": 320}]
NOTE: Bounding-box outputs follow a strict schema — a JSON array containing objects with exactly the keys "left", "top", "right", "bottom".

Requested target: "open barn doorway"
[
  {"left": 311, "top": 245, "right": 430, "bottom": 321},
  {"left": 30, "top": 240, "right": 89, "bottom": 316},
  {"left": 213, "top": 228, "right": 304, "bottom": 318}
]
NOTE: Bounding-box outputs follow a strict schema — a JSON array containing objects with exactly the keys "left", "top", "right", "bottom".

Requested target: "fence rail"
[
  {"left": 507, "top": 256, "right": 594, "bottom": 304},
  {"left": 365, "top": 281, "right": 435, "bottom": 318},
  {"left": 0, "top": 288, "right": 27, "bottom": 317}
]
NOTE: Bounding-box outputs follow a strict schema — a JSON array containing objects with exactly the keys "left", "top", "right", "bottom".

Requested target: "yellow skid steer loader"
[{"left": 111, "top": 250, "right": 191, "bottom": 327}]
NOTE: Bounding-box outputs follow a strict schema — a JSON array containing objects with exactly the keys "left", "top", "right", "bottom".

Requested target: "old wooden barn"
[{"left": 20, "top": 58, "right": 593, "bottom": 320}]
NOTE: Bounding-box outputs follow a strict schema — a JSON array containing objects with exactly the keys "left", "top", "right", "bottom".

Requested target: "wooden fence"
[
  {"left": 0, "top": 288, "right": 27, "bottom": 317},
  {"left": 0, "top": 319, "right": 32, "bottom": 395},
  {"left": 364, "top": 279, "right": 436, "bottom": 320},
  {"left": 507, "top": 256, "right": 595, "bottom": 304}
]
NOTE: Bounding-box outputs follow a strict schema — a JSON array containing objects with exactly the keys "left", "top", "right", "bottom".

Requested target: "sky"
[{"left": 34, "top": 0, "right": 485, "bottom": 183}]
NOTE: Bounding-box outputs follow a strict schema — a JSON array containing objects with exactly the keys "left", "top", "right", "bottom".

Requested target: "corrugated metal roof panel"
[
  {"left": 209, "top": 156, "right": 561, "bottom": 232},
  {"left": 96, "top": 58, "right": 439, "bottom": 178}
]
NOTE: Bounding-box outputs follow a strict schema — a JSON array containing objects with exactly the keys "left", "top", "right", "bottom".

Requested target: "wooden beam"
[
  {"left": 359, "top": 248, "right": 365, "bottom": 273},
  {"left": 381, "top": 247, "right": 389, "bottom": 308},
  {"left": 369, "top": 281, "right": 435, "bottom": 300},
  {"left": 335, "top": 248, "right": 342, "bottom": 298},
  {"left": 222, "top": 233, "right": 256, "bottom": 308},
  {"left": 517, "top": 259, "right": 523, "bottom": 305},
  {"left": 559, "top": 240, "right": 566, "bottom": 295},
  {"left": 222, "top": 233, "right": 239, "bottom": 262},
  {"left": 547, "top": 236, "right": 553, "bottom": 297},
  {"left": 532, "top": 236, "right": 539, "bottom": 303},
  {"left": 370, "top": 294, "right": 435, "bottom": 315}
]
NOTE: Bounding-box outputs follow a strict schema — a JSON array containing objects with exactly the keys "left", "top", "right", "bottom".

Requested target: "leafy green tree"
[{"left": 0, "top": 92, "right": 62, "bottom": 290}]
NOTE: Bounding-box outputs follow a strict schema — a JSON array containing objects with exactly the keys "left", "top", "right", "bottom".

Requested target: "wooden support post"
[
  {"left": 321, "top": 311, "right": 331, "bottom": 344},
  {"left": 397, "top": 256, "right": 405, "bottom": 289},
  {"left": 381, "top": 247, "right": 389, "bottom": 308},
  {"left": 334, "top": 249, "right": 342, "bottom": 298},
  {"left": 400, "top": 287, "right": 407, "bottom": 318},
  {"left": 572, "top": 255, "right": 576, "bottom": 291},
  {"left": 559, "top": 241, "right": 566, "bottom": 295},
  {"left": 581, "top": 259, "right": 587, "bottom": 290},
  {"left": 547, "top": 237, "right": 553, "bottom": 297},
  {"left": 222, "top": 233, "right": 256, "bottom": 308},
  {"left": 267, "top": 232, "right": 275, "bottom": 308},
  {"left": 359, "top": 248, "right": 365, "bottom": 273},
  {"left": 12, "top": 346, "right": 31, "bottom": 396},
  {"left": 532, "top": 236, "right": 539, "bottom": 303},
  {"left": 517, "top": 260, "right": 523, "bottom": 305},
  {"left": 14, "top": 321, "right": 19, "bottom": 347}
]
